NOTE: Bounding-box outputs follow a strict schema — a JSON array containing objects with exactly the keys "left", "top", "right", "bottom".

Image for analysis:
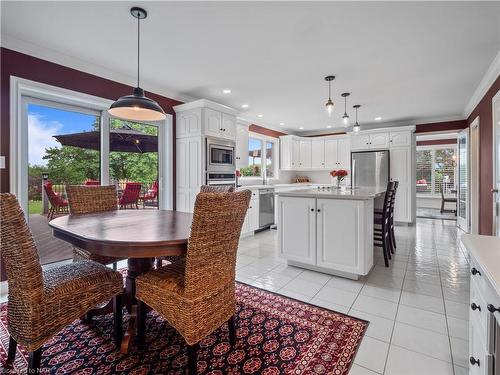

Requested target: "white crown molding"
[
  {"left": 173, "top": 99, "right": 239, "bottom": 115},
  {"left": 1, "top": 34, "right": 197, "bottom": 104},
  {"left": 464, "top": 49, "right": 500, "bottom": 118}
]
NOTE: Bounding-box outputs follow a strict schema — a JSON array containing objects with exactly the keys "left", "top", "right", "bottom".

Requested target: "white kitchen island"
[{"left": 276, "top": 187, "right": 385, "bottom": 280}]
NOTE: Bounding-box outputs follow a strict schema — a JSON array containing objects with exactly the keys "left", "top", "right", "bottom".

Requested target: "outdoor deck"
[{"left": 29, "top": 214, "right": 73, "bottom": 265}]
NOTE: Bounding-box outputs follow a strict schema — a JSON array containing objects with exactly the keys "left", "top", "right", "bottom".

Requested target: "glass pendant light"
[
  {"left": 353, "top": 105, "right": 361, "bottom": 133},
  {"left": 341, "top": 92, "right": 350, "bottom": 126},
  {"left": 324, "top": 76, "right": 335, "bottom": 117},
  {"left": 109, "top": 7, "right": 166, "bottom": 122}
]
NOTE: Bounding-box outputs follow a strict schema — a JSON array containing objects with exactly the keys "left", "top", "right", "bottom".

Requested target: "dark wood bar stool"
[
  {"left": 389, "top": 181, "right": 399, "bottom": 253},
  {"left": 374, "top": 181, "right": 396, "bottom": 267}
]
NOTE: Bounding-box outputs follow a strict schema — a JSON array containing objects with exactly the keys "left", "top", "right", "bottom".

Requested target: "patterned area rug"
[{"left": 0, "top": 283, "right": 367, "bottom": 374}]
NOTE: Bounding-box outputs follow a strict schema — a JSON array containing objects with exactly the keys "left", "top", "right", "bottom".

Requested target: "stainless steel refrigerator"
[{"left": 351, "top": 150, "right": 390, "bottom": 188}]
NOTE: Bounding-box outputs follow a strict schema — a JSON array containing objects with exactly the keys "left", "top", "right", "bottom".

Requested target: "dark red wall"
[
  {"left": 415, "top": 120, "right": 468, "bottom": 133},
  {"left": 416, "top": 139, "right": 457, "bottom": 146},
  {"left": 467, "top": 75, "right": 500, "bottom": 235},
  {"left": 0, "top": 47, "right": 183, "bottom": 193},
  {"left": 249, "top": 124, "right": 287, "bottom": 138}
]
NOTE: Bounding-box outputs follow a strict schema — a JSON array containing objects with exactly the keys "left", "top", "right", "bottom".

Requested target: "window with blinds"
[{"left": 416, "top": 146, "right": 457, "bottom": 195}]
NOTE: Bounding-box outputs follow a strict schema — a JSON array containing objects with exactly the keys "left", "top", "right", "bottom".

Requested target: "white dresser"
[{"left": 461, "top": 235, "right": 500, "bottom": 375}]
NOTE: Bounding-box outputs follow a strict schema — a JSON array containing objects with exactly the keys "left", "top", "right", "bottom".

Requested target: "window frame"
[
  {"left": 240, "top": 131, "right": 279, "bottom": 181},
  {"left": 416, "top": 144, "right": 458, "bottom": 198}
]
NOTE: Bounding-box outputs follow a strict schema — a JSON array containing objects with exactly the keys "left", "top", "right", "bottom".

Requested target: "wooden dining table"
[{"left": 49, "top": 209, "right": 193, "bottom": 352}]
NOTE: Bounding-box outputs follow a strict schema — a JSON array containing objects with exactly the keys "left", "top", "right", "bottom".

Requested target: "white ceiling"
[{"left": 2, "top": 1, "right": 499, "bottom": 133}]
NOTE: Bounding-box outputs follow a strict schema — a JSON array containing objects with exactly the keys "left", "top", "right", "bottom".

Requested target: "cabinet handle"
[
  {"left": 249, "top": 206, "right": 252, "bottom": 209},
  {"left": 317, "top": 209, "right": 321, "bottom": 212},
  {"left": 310, "top": 208, "right": 315, "bottom": 212},
  {"left": 471, "top": 267, "right": 481, "bottom": 276},
  {"left": 470, "top": 302, "right": 481, "bottom": 311},
  {"left": 469, "top": 357, "right": 480, "bottom": 367},
  {"left": 487, "top": 304, "right": 500, "bottom": 313}
]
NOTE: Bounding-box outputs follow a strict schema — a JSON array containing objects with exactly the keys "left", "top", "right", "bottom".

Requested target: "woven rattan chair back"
[
  {"left": 184, "top": 190, "right": 251, "bottom": 299},
  {"left": 199, "top": 185, "right": 235, "bottom": 193},
  {"left": 0, "top": 193, "right": 44, "bottom": 302},
  {"left": 67, "top": 185, "right": 118, "bottom": 214}
]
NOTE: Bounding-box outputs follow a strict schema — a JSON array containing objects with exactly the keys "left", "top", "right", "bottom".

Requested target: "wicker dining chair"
[
  {"left": 136, "top": 190, "right": 251, "bottom": 374},
  {"left": 0, "top": 193, "right": 124, "bottom": 373},
  {"left": 155, "top": 184, "right": 236, "bottom": 268},
  {"left": 66, "top": 185, "right": 125, "bottom": 270}
]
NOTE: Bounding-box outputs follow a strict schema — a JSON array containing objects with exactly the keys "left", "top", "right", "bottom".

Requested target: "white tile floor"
[
  {"left": 236, "top": 218, "right": 469, "bottom": 375},
  {"left": 0, "top": 217, "right": 469, "bottom": 374}
]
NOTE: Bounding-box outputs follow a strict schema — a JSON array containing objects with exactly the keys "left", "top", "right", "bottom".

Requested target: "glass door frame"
[
  {"left": 492, "top": 89, "right": 500, "bottom": 235},
  {"left": 457, "top": 128, "right": 469, "bottom": 232}
]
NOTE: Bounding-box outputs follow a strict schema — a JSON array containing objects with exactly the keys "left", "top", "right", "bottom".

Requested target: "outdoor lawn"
[{"left": 29, "top": 200, "right": 43, "bottom": 215}]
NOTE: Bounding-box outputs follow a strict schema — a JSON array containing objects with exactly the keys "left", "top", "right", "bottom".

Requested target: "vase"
[{"left": 336, "top": 179, "right": 341, "bottom": 189}]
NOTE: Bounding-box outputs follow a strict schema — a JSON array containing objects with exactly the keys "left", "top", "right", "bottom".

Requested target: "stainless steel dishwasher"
[{"left": 259, "top": 188, "right": 275, "bottom": 229}]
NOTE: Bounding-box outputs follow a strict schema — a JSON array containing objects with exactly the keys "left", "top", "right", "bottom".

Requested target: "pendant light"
[
  {"left": 341, "top": 92, "right": 350, "bottom": 126},
  {"left": 109, "top": 7, "right": 166, "bottom": 122},
  {"left": 353, "top": 105, "right": 361, "bottom": 133},
  {"left": 324, "top": 76, "right": 335, "bottom": 117}
]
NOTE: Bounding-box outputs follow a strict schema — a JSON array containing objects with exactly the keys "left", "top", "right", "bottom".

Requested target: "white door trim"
[
  {"left": 470, "top": 117, "right": 479, "bottom": 234},
  {"left": 492, "top": 89, "right": 500, "bottom": 235},
  {"left": 10, "top": 76, "right": 173, "bottom": 213}
]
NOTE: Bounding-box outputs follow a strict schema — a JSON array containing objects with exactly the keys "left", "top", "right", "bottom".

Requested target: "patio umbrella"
[{"left": 53, "top": 127, "right": 158, "bottom": 153}]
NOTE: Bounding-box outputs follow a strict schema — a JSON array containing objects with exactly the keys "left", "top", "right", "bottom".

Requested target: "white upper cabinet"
[
  {"left": 299, "top": 140, "right": 312, "bottom": 169},
  {"left": 204, "top": 108, "right": 222, "bottom": 137},
  {"left": 221, "top": 113, "right": 237, "bottom": 139},
  {"left": 280, "top": 135, "right": 350, "bottom": 171},
  {"left": 370, "top": 133, "right": 390, "bottom": 149},
  {"left": 337, "top": 137, "right": 351, "bottom": 169},
  {"left": 176, "top": 108, "right": 202, "bottom": 138},
  {"left": 174, "top": 99, "right": 238, "bottom": 140},
  {"left": 235, "top": 121, "right": 249, "bottom": 170},
  {"left": 350, "top": 134, "right": 371, "bottom": 150},
  {"left": 351, "top": 133, "right": 389, "bottom": 150},
  {"left": 324, "top": 139, "right": 339, "bottom": 169},
  {"left": 390, "top": 131, "right": 412, "bottom": 147},
  {"left": 311, "top": 139, "right": 325, "bottom": 169}
]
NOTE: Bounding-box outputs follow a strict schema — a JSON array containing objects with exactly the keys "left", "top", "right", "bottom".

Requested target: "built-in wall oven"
[
  {"left": 206, "top": 172, "right": 236, "bottom": 188},
  {"left": 206, "top": 138, "right": 235, "bottom": 173}
]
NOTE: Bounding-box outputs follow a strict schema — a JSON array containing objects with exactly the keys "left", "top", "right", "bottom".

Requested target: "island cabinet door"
[
  {"left": 316, "top": 199, "right": 364, "bottom": 273},
  {"left": 278, "top": 197, "right": 316, "bottom": 264}
]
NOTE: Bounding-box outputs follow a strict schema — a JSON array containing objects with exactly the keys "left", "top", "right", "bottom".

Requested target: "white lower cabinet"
[
  {"left": 278, "top": 196, "right": 374, "bottom": 277},
  {"left": 278, "top": 196, "right": 316, "bottom": 264},
  {"left": 241, "top": 193, "right": 260, "bottom": 237}
]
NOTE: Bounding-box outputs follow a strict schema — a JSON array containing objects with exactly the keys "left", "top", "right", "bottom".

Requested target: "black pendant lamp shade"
[{"left": 109, "top": 7, "right": 166, "bottom": 122}]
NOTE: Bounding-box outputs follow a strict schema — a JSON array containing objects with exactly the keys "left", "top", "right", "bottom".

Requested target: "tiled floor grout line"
[{"left": 381, "top": 243, "right": 409, "bottom": 375}]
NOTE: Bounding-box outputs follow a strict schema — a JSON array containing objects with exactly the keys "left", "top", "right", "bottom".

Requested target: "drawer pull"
[
  {"left": 310, "top": 208, "right": 315, "bottom": 212},
  {"left": 487, "top": 304, "right": 500, "bottom": 313},
  {"left": 471, "top": 267, "right": 481, "bottom": 276},
  {"left": 471, "top": 303, "right": 481, "bottom": 311},
  {"left": 469, "top": 356, "right": 480, "bottom": 366}
]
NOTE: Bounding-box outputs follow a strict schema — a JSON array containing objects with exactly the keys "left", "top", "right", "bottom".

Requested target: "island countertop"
[{"left": 276, "top": 187, "right": 386, "bottom": 200}]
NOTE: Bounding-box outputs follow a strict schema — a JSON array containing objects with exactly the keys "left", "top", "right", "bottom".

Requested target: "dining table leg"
[{"left": 121, "top": 257, "right": 154, "bottom": 353}]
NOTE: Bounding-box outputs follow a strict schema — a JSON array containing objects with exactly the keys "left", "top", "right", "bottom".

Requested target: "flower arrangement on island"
[{"left": 330, "top": 169, "right": 349, "bottom": 188}]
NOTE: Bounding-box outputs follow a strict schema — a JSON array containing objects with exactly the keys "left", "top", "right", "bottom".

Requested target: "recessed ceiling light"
[
  {"left": 299, "top": 126, "right": 304, "bottom": 130},
  {"left": 222, "top": 89, "right": 231, "bottom": 94},
  {"left": 241, "top": 104, "right": 249, "bottom": 108},
  {"left": 375, "top": 117, "right": 382, "bottom": 121},
  {"left": 257, "top": 114, "right": 263, "bottom": 118},
  {"left": 279, "top": 122, "right": 285, "bottom": 126},
  {"left": 327, "top": 125, "right": 332, "bottom": 128}
]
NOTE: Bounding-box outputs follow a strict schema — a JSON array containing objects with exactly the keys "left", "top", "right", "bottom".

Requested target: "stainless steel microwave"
[{"left": 206, "top": 138, "right": 236, "bottom": 172}]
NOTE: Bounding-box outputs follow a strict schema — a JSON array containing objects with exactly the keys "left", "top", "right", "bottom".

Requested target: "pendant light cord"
[
  {"left": 344, "top": 96, "right": 347, "bottom": 114},
  {"left": 137, "top": 14, "right": 140, "bottom": 88},
  {"left": 328, "top": 80, "right": 331, "bottom": 100},
  {"left": 355, "top": 106, "right": 358, "bottom": 124}
]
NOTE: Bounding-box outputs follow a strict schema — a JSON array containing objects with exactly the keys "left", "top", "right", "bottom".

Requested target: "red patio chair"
[
  {"left": 84, "top": 180, "right": 100, "bottom": 186},
  {"left": 140, "top": 181, "right": 158, "bottom": 207},
  {"left": 43, "top": 181, "right": 68, "bottom": 220},
  {"left": 119, "top": 182, "right": 142, "bottom": 209}
]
